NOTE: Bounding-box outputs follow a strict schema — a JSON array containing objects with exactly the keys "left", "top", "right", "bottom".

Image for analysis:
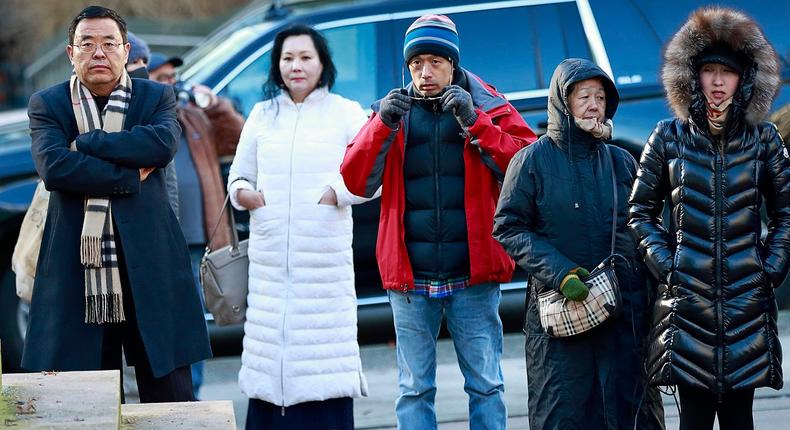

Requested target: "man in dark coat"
[
  {"left": 22, "top": 5, "right": 211, "bottom": 403},
  {"left": 493, "top": 59, "right": 664, "bottom": 429}
]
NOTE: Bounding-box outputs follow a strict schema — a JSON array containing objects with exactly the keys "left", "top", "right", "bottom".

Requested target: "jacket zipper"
[
  {"left": 433, "top": 105, "right": 442, "bottom": 275},
  {"left": 715, "top": 143, "right": 724, "bottom": 397},
  {"left": 281, "top": 103, "right": 301, "bottom": 414}
]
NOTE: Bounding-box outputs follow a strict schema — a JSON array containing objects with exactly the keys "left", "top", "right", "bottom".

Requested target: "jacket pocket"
[{"left": 248, "top": 205, "right": 280, "bottom": 237}]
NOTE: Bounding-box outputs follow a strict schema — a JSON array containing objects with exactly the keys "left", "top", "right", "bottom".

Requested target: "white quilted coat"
[{"left": 228, "top": 88, "right": 371, "bottom": 406}]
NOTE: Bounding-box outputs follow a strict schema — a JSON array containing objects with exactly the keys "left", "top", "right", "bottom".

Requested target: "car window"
[
  {"left": 594, "top": 1, "right": 663, "bottom": 86},
  {"left": 182, "top": 23, "right": 272, "bottom": 84},
  {"left": 217, "top": 22, "right": 381, "bottom": 117},
  {"left": 595, "top": 0, "right": 790, "bottom": 87},
  {"left": 393, "top": 2, "right": 591, "bottom": 95},
  {"left": 321, "top": 23, "right": 378, "bottom": 109},
  {"left": 218, "top": 52, "right": 271, "bottom": 117},
  {"left": 0, "top": 121, "right": 30, "bottom": 151},
  {"left": 534, "top": 3, "right": 592, "bottom": 88}
]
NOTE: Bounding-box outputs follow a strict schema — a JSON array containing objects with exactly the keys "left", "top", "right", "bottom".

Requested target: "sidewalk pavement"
[{"left": 200, "top": 310, "right": 790, "bottom": 429}]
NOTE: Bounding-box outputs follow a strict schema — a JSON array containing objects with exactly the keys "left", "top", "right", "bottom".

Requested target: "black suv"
[{"left": 2, "top": 0, "right": 789, "bottom": 370}]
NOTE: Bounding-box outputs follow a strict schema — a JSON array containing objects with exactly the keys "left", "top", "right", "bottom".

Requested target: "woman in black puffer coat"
[
  {"left": 628, "top": 7, "right": 790, "bottom": 430},
  {"left": 494, "top": 58, "right": 664, "bottom": 430}
]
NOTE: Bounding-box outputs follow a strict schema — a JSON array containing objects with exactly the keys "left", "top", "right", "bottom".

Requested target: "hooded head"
[
  {"left": 662, "top": 7, "right": 780, "bottom": 127},
  {"left": 546, "top": 58, "right": 619, "bottom": 151}
]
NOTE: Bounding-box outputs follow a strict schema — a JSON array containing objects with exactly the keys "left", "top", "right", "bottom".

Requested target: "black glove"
[
  {"left": 378, "top": 88, "right": 411, "bottom": 129},
  {"left": 440, "top": 85, "right": 477, "bottom": 127}
]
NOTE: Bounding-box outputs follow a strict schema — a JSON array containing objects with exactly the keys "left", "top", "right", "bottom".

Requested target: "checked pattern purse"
[{"left": 536, "top": 144, "right": 623, "bottom": 338}]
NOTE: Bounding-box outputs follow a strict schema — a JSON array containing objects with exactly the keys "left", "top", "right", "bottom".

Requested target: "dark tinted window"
[
  {"left": 218, "top": 52, "right": 270, "bottom": 116},
  {"left": 593, "top": 0, "right": 663, "bottom": 86},
  {"left": 534, "top": 3, "right": 592, "bottom": 88},
  {"left": 322, "top": 23, "right": 378, "bottom": 107},
  {"left": 393, "top": 2, "right": 591, "bottom": 94},
  {"left": 595, "top": 0, "right": 790, "bottom": 87}
]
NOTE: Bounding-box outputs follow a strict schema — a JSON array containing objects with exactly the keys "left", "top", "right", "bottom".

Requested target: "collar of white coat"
[{"left": 278, "top": 86, "right": 329, "bottom": 108}]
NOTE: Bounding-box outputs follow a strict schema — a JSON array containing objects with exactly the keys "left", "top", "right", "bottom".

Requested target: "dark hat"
[
  {"left": 694, "top": 42, "right": 750, "bottom": 74},
  {"left": 149, "top": 52, "right": 183, "bottom": 72},
  {"left": 126, "top": 32, "right": 150, "bottom": 65},
  {"left": 403, "top": 14, "right": 460, "bottom": 65}
]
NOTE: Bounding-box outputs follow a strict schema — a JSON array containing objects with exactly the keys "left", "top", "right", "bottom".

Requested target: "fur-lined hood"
[{"left": 662, "top": 7, "right": 781, "bottom": 126}]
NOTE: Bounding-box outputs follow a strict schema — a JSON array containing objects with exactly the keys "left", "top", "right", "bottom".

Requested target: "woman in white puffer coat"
[{"left": 227, "top": 25, "right": 374, "bottom": 430}]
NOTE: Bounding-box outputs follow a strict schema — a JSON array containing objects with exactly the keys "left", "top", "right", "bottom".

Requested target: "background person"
[
  {"left": 148, "top": 52, "right": 181, "bottom": 85},
  {"left": 227, "top": 24, "right": 372, "bottom": 430},
  {"left": 629, "top": 7, "right": 790, "bottom": 430},
  {"left": 341, "top": 14, "right": 536, "bottom": 430},
  {"left": 493, "top": 58, "right": 664, "bottom": 429},
  {"left": 146, "top": 49, "right": 245, "bottom": 399},
  {"left": 124, "top": 35, "right": 180, "bottom": 218}
]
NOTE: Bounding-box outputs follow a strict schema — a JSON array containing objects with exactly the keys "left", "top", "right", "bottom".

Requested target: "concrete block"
[
  {"left": 1, "top": 370, "right": 121, "bottom": 429},
  {"left": 121, "top": 400, "right": 236, "bottom": 429}
]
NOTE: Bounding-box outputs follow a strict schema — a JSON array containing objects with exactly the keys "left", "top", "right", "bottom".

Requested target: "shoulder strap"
[
  {"left": 604, "top": 144, "right": 617, "bottom": 256},
  {"left": 206, "top": 194, "right": 239, "bottom": 253}
]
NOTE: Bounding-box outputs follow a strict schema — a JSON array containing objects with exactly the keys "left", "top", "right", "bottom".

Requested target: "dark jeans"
[
  {"left": 245, "top": 397, "right": 354, "bottom": 430},
  {"left": 678, "top": 386, "right": 754, "bottom": 430}
]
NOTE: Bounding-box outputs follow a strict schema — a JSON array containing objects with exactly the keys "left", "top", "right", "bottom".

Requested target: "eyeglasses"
[
  {"left": 406, "top": 95, "right": 443, "bottom": 101},
  {"left": 72, "top": 41, "right": 124, "bottom": 54}
]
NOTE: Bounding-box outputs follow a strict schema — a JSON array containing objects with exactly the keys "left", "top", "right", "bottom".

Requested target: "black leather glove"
[
  {"left": 440, "top": 85, "right": 477, "bottom": 127},
  {"left": 378, "top": 89, "right": 412, "bottom": 129}
]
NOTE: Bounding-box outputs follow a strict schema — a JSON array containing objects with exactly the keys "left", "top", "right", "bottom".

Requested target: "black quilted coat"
[{"left": 628, "top": 8, "right": 790, "bottom": 394}]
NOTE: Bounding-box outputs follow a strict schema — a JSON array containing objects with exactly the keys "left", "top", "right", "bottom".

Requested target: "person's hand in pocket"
[
  {"left": 237, "top": 189, "right": 265, "bottom": 210},
  {"left": 318, "top": 187, "right": 338, "bottom": 206}
]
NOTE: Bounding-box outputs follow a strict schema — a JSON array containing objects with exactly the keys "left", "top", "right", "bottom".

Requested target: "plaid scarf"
[{"left": 69, "top": 70, "right": 132, "bottom": 324}]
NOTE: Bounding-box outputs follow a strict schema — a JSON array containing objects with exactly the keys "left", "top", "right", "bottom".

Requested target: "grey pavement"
[{"left": 199, "top": 311, "right": 790, "bottom": 429}]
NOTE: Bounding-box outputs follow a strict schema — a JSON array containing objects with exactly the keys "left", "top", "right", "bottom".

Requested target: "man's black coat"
[{"left": 23, "top": 78, "right": 211, "bottom": 377}]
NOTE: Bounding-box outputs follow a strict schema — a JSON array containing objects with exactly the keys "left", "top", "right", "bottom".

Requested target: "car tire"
[{"left": 0, "top": 262, "right": 27, "bottom": 372}]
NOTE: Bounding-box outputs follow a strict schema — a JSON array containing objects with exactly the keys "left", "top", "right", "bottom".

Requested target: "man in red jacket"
[{"left": 341, "top": 14, "right": 535, "bottom": 429}]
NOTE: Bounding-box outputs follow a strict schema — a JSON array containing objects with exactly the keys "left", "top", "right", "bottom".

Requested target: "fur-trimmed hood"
[{"left": 662, "top": 7, "right": 781, "bottom": 126}]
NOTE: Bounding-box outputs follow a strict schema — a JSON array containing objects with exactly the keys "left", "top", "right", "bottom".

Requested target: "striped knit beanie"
[{"left": 403, "top": 14, "right": 460, "bottom": 65}]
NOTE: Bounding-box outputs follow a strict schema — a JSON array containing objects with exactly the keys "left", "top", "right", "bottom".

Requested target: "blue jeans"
[
  {"left": 188, "top": 245, "right": 206, "bottom": 399},
  {"left": 387, "top": 283, "right": 506, "bottom": 430}
]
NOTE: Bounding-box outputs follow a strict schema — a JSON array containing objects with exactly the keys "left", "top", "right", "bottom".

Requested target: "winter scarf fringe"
[{"left": 69, "top": 70, "right": 132, "bottom": 324}]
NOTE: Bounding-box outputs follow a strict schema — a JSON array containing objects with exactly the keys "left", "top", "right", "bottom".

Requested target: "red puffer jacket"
[{"left": 341, "top": 69, "right": 536, "bottom": 291}]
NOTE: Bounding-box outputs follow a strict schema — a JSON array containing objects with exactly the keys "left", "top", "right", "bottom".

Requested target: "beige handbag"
[
  {"left": 200, "top": 194, "right": 248, "bottom": 326},
  {"left": 11, "top": 180, "right": 50, "bottom": 303}
]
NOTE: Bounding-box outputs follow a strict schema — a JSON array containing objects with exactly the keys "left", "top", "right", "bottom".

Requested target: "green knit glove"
[
  {"left": 560, "top": 269, "right": 590, "bottom": 301},
  {"left": 571, "top": 267, "right": 590, "bottom": 280}
]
